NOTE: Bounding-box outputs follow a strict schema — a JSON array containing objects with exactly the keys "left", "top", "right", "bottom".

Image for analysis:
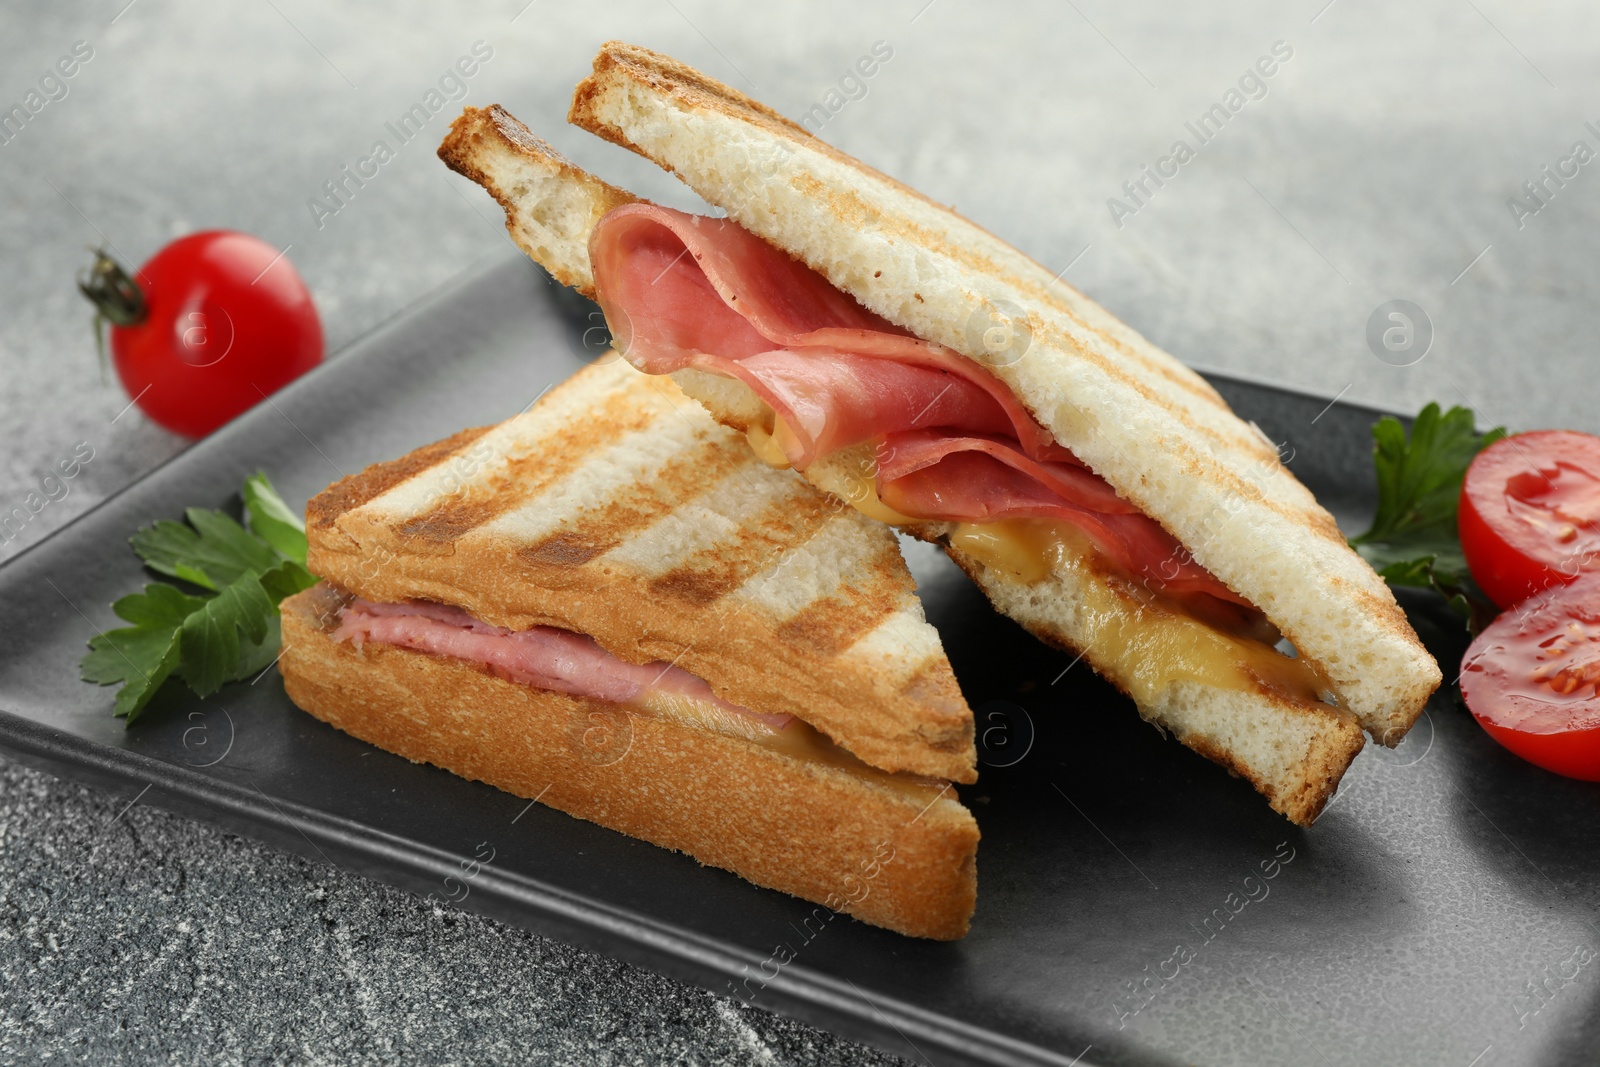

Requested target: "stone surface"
[
  {"left": 0, "top": 757, "right": 907, "bottom": 1066},
  {"left": 2, "top": 0, "right": 1597, "bottom": 1063}
]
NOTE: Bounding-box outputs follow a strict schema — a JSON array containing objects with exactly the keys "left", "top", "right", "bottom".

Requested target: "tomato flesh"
[
  {"left": 110, "top": 231, "right": 323, "bottom": 438},
  {"left": 1460, "top": 430, "right": 1600, "bottom": 609},
  {"left": 1460, "top": 572, "right": 1600, "bottom": 780}
]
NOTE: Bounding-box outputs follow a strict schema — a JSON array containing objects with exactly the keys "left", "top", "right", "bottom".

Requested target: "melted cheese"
[
  {"left": 745, "top": 421, "right": 919, "bottom": 524},
  {"left": 742, "top": 404, "right": 1334, "bottom": 707},
  {"left": 950, "top": 518, "right": 1334, "bottom": 705},
  {"left": 827, "top": 460, "right": 920, "bottom": 525},
  {"left": 744, "top": 421, "right": 792, "bottom": 469},
  {"left": 949, "top": 522, "right": 1056, "bottom": 583}
]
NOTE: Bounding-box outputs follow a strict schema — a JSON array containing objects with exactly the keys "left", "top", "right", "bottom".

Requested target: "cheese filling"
[
  {"left": 746, "top": 419, "right": 1337, "bottom": 708},
  {"left": 950, "top": 520, "right": 1335, "bottom": 706}
]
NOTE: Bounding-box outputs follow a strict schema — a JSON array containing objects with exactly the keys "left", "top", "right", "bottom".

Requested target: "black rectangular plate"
[{"left": 3, "top": 255, "right": 1596, "bottom": 1067}]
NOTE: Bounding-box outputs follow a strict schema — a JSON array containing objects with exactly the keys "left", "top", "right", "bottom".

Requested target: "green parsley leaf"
[
  {"left": 243, "top": 471, "right": 309, "bottom": 565},
  {"left": 116, "top": 642, "right": 182, "bottom": 722},
  {"left": 258, "top": 557, "right": 319, "bottom": 601},
  {"left": 232, "top": 613, "right": 285, "bottom": 685},
  {"left": 226, "top": 561, "right": 317, "bottom": 684},
  {"left": 131, "top": 507, "right": 280, "bottom": 591},
  {"left": 1349, "top": 403, "right": 1507, "bottom": 630},
  {"left": 81, "top": 583, "right": 208, "bottom": 722},
  {"left": 178, "top": 570, "right": 277, "bottom": 697},
  {"left": 82, "top": 473, "right": 321, "bottom": 724}
]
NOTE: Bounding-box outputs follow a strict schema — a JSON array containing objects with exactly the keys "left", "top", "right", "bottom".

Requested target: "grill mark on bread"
[
  {"left": 785, "top": 173, "right": 1230, "bottom": 414},
  {"left": 784, "top": 121, "right": 1236, "bottom": 425},
  {"left": 649, "top": 490, "right": 835, "bottom": 604},
  {"left": 1148, "top": 433, "right": 1346, "bottom": 546},
  {"left": 860, "top": 200, "right": 1239, "bottom": 421},
  {"left": 572, "top": 47, "right": 1297, "bottom": 477},
  {"left": 572, "top": 43, "right": 1018, "bottom": 250},
  {"left": 990, "top": 313, "right": 1276, "bottom": 463},
  {"left": 521, "top": 533, "right": 607, "bottom": 566},
  {"left": 307, "top": 427, "right": 493, "bottom": 531},
  {"left": 573, "top": 46, "right": 1236, "bottom": 428},
  {"left": 481, "top": 76, "right": 1275, "bottom": 477},
  {"left": 396, "top": 389, "right": 656, "bottom": 543},
  {"left": 767, "top": 183, "right": 1278, "bottom": 491},
  {"left": 945, "top": 228, "right": 1235, "bottom": 413},
  {"left": 758, "top": 167, "right": 1270, "bottom": 462},
  {"left": 773, "top": 564, "right": 902, "bottom": 658},
  {"left": 901, "top": 664, "right": 972, "bottom": 723},
  {"left": 1013, "top": 297, "right": 1229, "bottom": 413},
  {"left": 517, "top": 433, "right": 751, "bottom": 567},
  {"left": 302, "top": 360, "right": 979, "bottom": 782}
]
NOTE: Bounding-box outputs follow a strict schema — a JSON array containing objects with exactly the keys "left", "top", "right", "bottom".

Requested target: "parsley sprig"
[
  {"left": 1348, "top": 403, "right": 1506, "bottom": 631},
  {"left": 80, "top": 473, "right": 317, "bottom": 724}
]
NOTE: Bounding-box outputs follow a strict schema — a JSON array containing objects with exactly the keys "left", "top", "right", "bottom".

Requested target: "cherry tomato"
[
  {"left": 1460, "top": 430, "right": 1600, "bottom": 610},
  {"left": 1460, "top": 571, "right": 1600, "bottom": 780},
  {"left": 80, "top": 232, "right": 323, "bottom": 438}
]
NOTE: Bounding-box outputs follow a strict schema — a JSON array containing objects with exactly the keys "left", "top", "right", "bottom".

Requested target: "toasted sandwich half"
[
  {"left": 279, "top": 359, "right": 979, "bottom": 939},
  {"left": 436, "top": 46, "right": 1441, "bottom": 827}
]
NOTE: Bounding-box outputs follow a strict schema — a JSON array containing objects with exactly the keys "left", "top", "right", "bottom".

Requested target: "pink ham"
[
  {"left": 590, "top": 203, "right": 1249, "bottom": 610},
  {"left": 589, "top": 204, "right": 1069, "bottom": 464},
  {"left": 876, "top": 434, "right": 1251, "bottom": 604},
  {"left": 335, "top": 599, "right": 791, "bottom": 729}
]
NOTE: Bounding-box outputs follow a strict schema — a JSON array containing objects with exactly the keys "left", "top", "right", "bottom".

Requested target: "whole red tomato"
[{"left": 81, "top": 232, "right": 323, "bottom": 438}]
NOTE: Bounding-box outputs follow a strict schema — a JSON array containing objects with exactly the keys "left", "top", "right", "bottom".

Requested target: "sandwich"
[
  {"left": 436, "top": 42, "right": 1444, "bottom": 826},
  {"left": 278, "top": 358, "right": 980, "bottom": 940}
]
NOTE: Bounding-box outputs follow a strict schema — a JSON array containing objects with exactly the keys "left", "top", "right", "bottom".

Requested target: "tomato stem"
[
  {"left": 88, "top": 311, "right": 108, "bottom": 384},
  {"left": 77, "top": 248, "right": 146, "bottom": 383}
]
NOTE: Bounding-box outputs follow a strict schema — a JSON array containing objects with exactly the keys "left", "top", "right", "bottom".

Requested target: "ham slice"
[
  {"left": 589, "top": 205, "right": 1067, "bottom": 464},
  {"left": 335, "top": 598, "right": 791, "bottom": 729},
  {"left": 876, "top": 433, "right": 1245, "bottom": 602},
  {"left": 590, "top": 203, "right": 1246, "bottom": 609}
]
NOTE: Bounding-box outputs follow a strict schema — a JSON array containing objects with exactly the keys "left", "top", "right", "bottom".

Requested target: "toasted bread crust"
[
  {"left": 306, "top": 359, "right": 976, "bottom": 783},
  {"left": 280, "top": 585, "right": 978, "bottom": 940},
  {"left": 563, "top": 41, "right": 1441, "bottom": 743},
  {"left": 569, "top": 42, "right": 815, "bottom": 145},
  {"left": 438, "top": 105, "right": 638, "bottom": 299}
]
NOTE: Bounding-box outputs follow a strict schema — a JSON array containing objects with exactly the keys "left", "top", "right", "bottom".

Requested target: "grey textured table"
[{"left": 2, "top": 1, "right": 1597, "bottom": 1063}]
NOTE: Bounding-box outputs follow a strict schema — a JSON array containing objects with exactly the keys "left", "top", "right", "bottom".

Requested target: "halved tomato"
[
  {"left": 1460, "top": 572, "right": 1600, "bottom": 780},
  {"left": 1460, "top": 430, "right": 1600, "bottom": 609}
]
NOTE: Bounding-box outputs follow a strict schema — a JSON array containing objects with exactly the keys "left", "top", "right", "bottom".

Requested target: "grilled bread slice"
[
  {"left": 305, "top": 357, "right": 976, "bottom": 784},
  {"left": 280, "top": 584, "right": 979, "bottom": 940},
  {"left": 437, "top": 109, "right": 634, "bottom": 297},
  {"left": 559, "top": 42, "right": 1440, "bottom": 747},
  {"left": 439, "top": 105, "right": 1366, "bottom": 824}
]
